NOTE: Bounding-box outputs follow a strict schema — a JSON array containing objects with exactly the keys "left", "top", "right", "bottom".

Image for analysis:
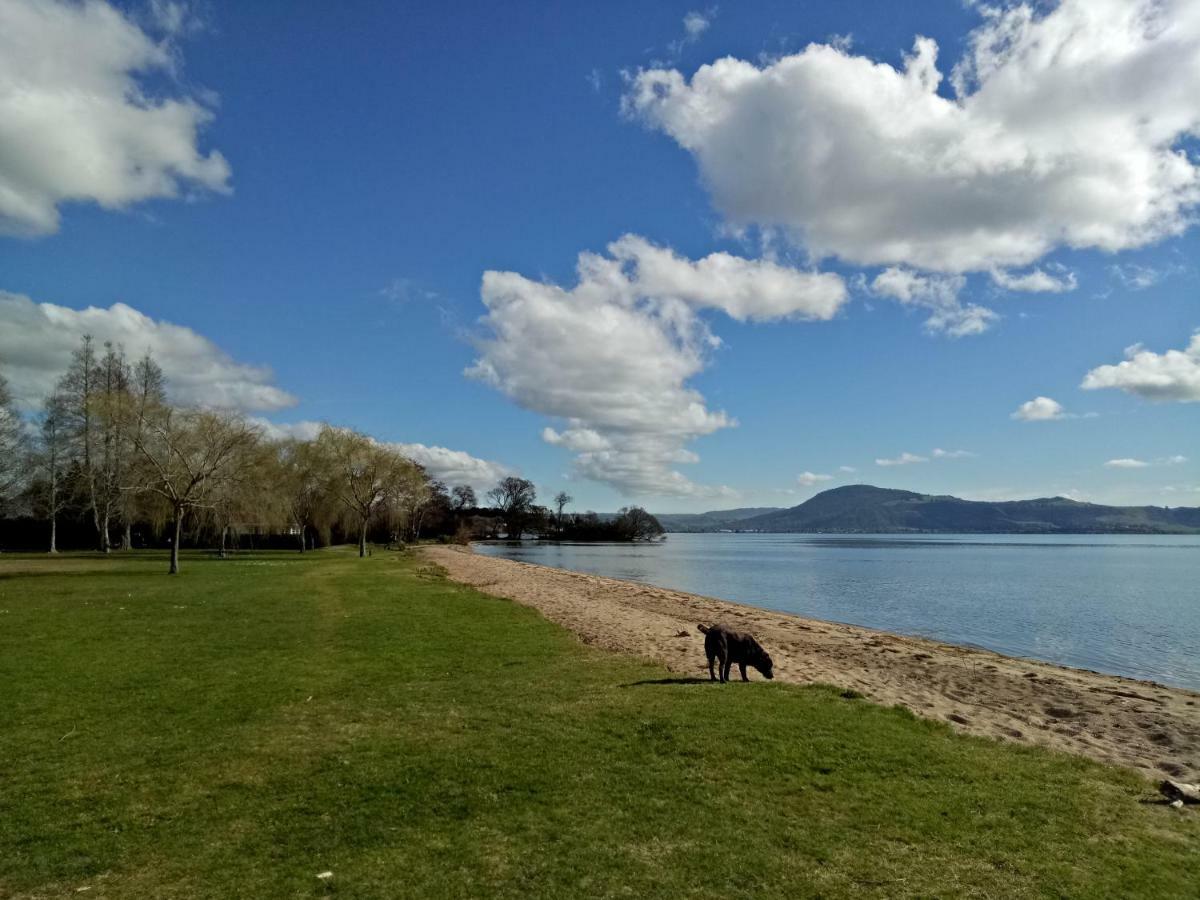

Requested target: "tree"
[
  {"left": 119, "top": 353, "right": 167, "bottom": 550},
  {"left": 275, "top": 438, "right": 332, "bottom": 552},
  {"left": 129, "top": 403, "right": 261, "bottom": 574},
  {"left": 613, "top": 506, "right": 666, "bottom": 542},
  {"left": 553, "top": 490, "right": 573, "bottom": 535},
  {"left": 56, "top": 336, "right": 131, "bottom": 552},
  {"left": 316, "top": 426, "right": 418, "bottom": 557},
  {"left": 35, "top": 392, "right": 71, "bottom": 553},
  {"left": 487, "top": 476, "right": 536, "bottom": 538},
  {"left": 0, "top": 370, "right": 27, "bottom": 514},
  {"left": 208, "top": 438, "right": 277, "bottom": 558},
  {"left": 451, "top": 484, "right": 476, "bottom": 510}
]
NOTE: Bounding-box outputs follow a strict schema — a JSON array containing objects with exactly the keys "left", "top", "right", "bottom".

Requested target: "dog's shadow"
[{"left": 620, "top": 677, "right": 710, "bottom": 687}]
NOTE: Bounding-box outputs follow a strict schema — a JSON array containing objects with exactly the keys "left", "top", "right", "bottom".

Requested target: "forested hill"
[
  {"left": 666, "top": 486, "right": 1200, "bottom": 534},
  {"left": 654, "top": 507, "right": 783, "bottom": 533}
]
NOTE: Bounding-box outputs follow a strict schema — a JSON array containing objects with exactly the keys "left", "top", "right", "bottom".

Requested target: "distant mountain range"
[
  {"left": 656, "top": 485, "right": 1200, "bottom": 535},
  {"left": 653, "top": 507, "right": 784, "bottom": 533}
]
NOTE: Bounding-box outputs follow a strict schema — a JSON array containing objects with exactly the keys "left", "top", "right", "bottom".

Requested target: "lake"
[{"left": 474, "top": 533, "right": 1200, "bottom": 691}]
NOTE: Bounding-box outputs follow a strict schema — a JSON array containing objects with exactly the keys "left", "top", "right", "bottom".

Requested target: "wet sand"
[{"left": 424, "top": 544, "right": 1200, "bottom": 783}]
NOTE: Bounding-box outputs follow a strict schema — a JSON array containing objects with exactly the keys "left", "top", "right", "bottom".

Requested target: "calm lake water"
[{"left": 475, "top": 533, "right": 1200, "bottom": 691}]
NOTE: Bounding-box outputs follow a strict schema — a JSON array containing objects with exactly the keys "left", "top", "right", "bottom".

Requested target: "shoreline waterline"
[
  {"left": 424, "top": 544, "right": 1200, "bottom": 783},
  {"left": 471, "top": 532, "right": 1200, "bottom": 691}
]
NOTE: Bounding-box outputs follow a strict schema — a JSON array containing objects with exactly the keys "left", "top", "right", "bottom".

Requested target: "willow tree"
[
  {"left": 274, "top": 437, "right": 333, "bottom": 552},
  {"left": 315, "top": 425, "right": 419, "bottom": 557},
  {"left": 129, "top": 403, "right": 260, "bottom": 574}
]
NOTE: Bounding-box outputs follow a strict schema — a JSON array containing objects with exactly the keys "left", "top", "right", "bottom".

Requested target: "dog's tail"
[{"left": 697, "top": 624, "right": 710, "bottom": 635}]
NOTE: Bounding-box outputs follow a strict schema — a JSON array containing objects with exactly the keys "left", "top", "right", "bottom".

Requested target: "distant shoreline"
[{"left": 426, "top": 544, "right": 1200, "bottom": 783}]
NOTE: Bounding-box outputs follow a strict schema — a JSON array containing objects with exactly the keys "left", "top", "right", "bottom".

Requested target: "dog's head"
[{"left": 753, "top": 643, "right": 774, "bottom": 680}]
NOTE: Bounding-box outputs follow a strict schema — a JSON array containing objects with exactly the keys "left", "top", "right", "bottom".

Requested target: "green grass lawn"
[{"left": 1, "top": 549, "right": 1196, "bottom": 898}]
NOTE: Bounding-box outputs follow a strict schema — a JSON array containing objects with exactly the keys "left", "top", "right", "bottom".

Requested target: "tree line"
[{"left": 0, "top": 337, "right": 664, "bottom": 571}]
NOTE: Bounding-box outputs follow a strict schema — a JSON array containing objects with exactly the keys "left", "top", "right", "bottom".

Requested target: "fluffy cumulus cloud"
[
  {"left": 388, "top": 442, "right": 514, "bottom": 492},
  {"left": 469, "top": 236, "right": 845, "bottom": 497},
  {"left": 1081, "top": 332, "right": 1200, "bottom": 403},
  {"left": 1012, "top": 396, "right": 1066, "bottom": 421},
  {"left": 0, "top": 0, "right": 230, "bottom": 236},
  {"left": 246, "top": 418, "right": 515, "bottom": 491},
  {"left": 626, "top": 1, "right": 1200, "bottom": 276},
  {"left": 870, "top": 268, "right": 996, "bottom": 337},
  {"left": 0, "top": 291, "right": 295, "bottom": 411}
]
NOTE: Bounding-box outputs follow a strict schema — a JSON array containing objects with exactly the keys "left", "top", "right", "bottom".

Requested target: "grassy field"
[{"left": 1, "top": 549, "right": 1196, "bottom": 898}]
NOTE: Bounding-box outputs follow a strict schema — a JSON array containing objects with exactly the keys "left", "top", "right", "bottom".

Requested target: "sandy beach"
[{"left": 424, "top": 544, "right": 1200, "bottom": 783}]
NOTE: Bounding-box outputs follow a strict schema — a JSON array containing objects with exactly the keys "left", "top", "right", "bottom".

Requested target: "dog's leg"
[
  {"left": 721, "top": 657, "right": 731, "bottom": 683},
  {"left": 707, "top": 653, "right": 717, "bottom": 682},
  {"left": 739, "top": 662, "right": 748, "bottom": 682}
]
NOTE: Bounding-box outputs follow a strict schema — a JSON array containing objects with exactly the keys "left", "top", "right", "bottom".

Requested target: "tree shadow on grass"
[{"left": 620, "top": 677, "right": 711, "bottom": 687}]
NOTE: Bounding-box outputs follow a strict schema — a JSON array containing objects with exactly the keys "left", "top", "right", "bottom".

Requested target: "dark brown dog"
[{"left": 698, "top": 624, "right": 774, "bottom": 683}]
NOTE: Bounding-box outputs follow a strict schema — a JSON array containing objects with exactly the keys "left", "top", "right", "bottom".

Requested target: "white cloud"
[
  {"left": 991, "top": 267, "right": 1077, "bottom": 293},
  {"left": 389, "top": 442, "right": 515, "bottom": 492},
  {"left": 1102, "top": 454, "right": 1188, "bottom": 470},
  {"left": 1011, "top": 396, "right": 1066, "bottom": 421},
  {"left": 876, "top": 452, "right": 929, "bottom": 467},
  {"left": 0, "top": 291, "right": 296, "bottom": 411},
  {"left": 626, "top": 1, "right": 1200, "bottom": 274},
  {"left": 246, "top": 418, "right": 324, "bottom": 442},
  {"left": 796, "top": 471, "right": 832, "bottom": 486},
  {"left": 610, "top": 234, "right": 846, "bottom": 322},
  {"left": 1108, "top": 263, "right": 1169, "bottom": 291},
  {"left": 1104, "top": 458, "right": 1148, "bottom": 468},
  {"left": 468, "top": 236, "right": 842, "bottom": 497},
  {"left": 932, "top": 448, "right": 974, "bottom": 459},
  {"left": 683, "top": 10, "right": 712, "bottom": 40},
  {"left": 0, "top": 0, "right": 230, "bottom": 236},
  {"left": 870, "top": 268, "right": 997, "bottom": 336},
  {"left": 1081, "top": 331, "right": 1200, "bottom": 403},
  {"left": 838, "top": 465, "right": 856, "bottom": 473}
]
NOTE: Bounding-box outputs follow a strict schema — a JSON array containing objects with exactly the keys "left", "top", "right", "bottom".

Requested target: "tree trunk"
[
  {"left": 170, "top": 511, "right": 183, "bottom": 575},
  {"left": 122, "top": 522, "right": 132, "bottom": 551},
  {"left": 298, "top": 524, "right": 306, "bottom": 553},
  {"left": 219, "top": 524, "right": 228, "bottom": 559},
  {"left": 100, "top": 511, "right": 111, "bottom": 554},
  {"left": 359, "top": 521, "right": 367, "bottom": 557},
  {"left": 48, "top": 515, "right": 57, "bottom": 554}
]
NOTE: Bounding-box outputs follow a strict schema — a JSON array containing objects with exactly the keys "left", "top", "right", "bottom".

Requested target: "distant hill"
[
  {"left": 662, "top": 486, "right": 1200, "bottom": 534},
  {"left": 654, "top": 507, "right": 783, "bottom": 533}
]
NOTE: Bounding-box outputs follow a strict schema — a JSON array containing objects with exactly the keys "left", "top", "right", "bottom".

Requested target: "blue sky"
[{"left": 0, "top": 0, "right": 1197, "bottom": 511}]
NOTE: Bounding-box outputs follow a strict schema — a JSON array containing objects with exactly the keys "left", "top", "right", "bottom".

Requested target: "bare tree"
[
  {"left": 57, "top": 336, "right": 102, "bottom": 547},
  {"left": 487, "top": 476, "right": 536, "bottom": 538},
  {"left": 316, "top": 426, "right": 417, "bottom": 557},
  {"left": 129, "top": 403, "right": 261, "bottom": 574},
  {"left": 34, "top": 392, "right": 71, "bottom": 553},
  {"left": 451, "top": 484, "right": 476, "bottom": 510},
  {"left": 0, "top": 370, "right": 27, "bottom": 513},
  {"left": 119, "top": 353, "right": 166, "bottom": 550},
  {"left": 553, "top": 490, "right": 572, "bottom": 535}
]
